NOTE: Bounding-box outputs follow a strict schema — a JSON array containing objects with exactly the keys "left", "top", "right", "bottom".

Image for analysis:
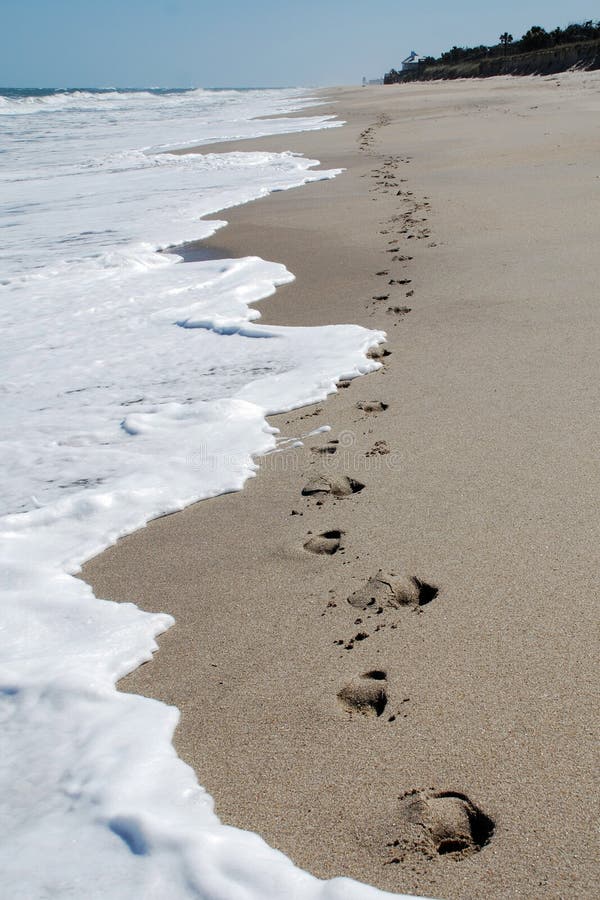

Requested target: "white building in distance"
[{"left": 402, "top": 51, "right": 426, "bottom": 71}]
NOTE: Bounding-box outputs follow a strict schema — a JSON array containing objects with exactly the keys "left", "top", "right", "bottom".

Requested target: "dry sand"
[{"left": 83, "top": 76, "right": 600, "bottom": 899}]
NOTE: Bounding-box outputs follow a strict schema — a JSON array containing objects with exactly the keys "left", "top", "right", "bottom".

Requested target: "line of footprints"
[
  {"left": 368, "top": 153, "right": 437, "bottom": 326},
  {"left": 296, "top": 393, "right": 495, "bottom": 864}
]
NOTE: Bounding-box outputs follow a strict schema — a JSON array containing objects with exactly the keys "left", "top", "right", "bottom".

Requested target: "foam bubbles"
[{"left": 0, "top": 88, "right": 405, "bottom": 899}]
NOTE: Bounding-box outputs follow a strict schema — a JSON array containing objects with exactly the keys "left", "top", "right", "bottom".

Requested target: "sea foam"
[{"left": 0, "top": 87, "right": 410, "bottom": 898}]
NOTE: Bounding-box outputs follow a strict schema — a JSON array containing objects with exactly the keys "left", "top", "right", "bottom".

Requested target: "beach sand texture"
[{"left": 84, "top": 76, "right": 600, "bottom": 899}]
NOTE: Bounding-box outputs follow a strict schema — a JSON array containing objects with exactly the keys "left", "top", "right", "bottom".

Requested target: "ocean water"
[{"left": 0, "top": 87, "right": 403, "bottom": 898}]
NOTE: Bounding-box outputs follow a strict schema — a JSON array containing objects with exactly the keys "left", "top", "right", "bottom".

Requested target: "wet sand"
[{"left": 83, "top": 76, "right": 600, "bottom": 898}]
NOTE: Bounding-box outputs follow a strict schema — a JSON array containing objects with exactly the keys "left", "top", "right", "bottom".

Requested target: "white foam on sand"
[{"left": 0, "top": 87, "right": 413, "bottom": 898}]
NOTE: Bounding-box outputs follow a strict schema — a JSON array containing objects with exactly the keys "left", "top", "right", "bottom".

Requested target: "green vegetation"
[{"left": 384, "top": 20, "right": 600, "bottom": 83}]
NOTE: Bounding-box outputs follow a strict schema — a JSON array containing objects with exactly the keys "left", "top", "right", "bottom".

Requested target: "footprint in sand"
[
  {"left": 297, "top": 407, "right": 323, "bottom": 421},
  {"left": 347, "top": 571, "right": 438, "bottom": 611},
  {"left": 366, "top": 440, "right": 390, "bottom": 456},
  {"left": 304, "top": 530, "right": 343, "bottom": 555},
  {"left": 388, "top": 789, "right": 495, "bottom": 860},
  {"left": 367, "top": 345, "right": 391, "bottom": 361},
  {"left": 301, "top": 473, "right": 365, "bottom": 499},
  {"left": 337, "top": 670, "right": 388, "bottom": 717},
  {"left": 330, "top": 572, "right": 438, "bottom": 649},
  {"left": 311, "top": 440, "right": 339, "bottom": 456},
  {"left": 356, "top": 400, "right": 388, "bottom": 415}
]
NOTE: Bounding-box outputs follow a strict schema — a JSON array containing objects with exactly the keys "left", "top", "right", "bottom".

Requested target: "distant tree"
[
  {"left": 499, "top": 32, "right": 513, "bottom": 56},
  {"left": 383, "top": 69, "right": 401, "bottom": 85},
  {"left": 440, "top": 45, "right": 467, "bottom": 64},
  {"left": 520, "top": 25, "right": 552, "bottom": 51},
  {"left": 556, "top": 20, "right": 599, "bottom": 45}
]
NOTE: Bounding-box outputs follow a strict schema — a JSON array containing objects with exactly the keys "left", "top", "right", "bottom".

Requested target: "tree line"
[{"left": 385, "top": 20, "right": 600, "bottom": 80}]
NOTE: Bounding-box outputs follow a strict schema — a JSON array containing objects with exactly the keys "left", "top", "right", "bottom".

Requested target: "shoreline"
[{"left": 84, "top": 77, "right": 600, "bottom": 898}]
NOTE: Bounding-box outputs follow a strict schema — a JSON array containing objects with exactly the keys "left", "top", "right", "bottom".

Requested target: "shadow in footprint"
[
  {"left": 304, "top": 530, "right": 343, "bottom": 555},
  {"left": 394, "top": 789, "right": 495, "bottom": 858},
  {"left": 311, "top": 442, "right": 338, "bottom": 456},
  {"left": 338, "top": 670, "right": 388, "bottom": 717},
  {"left": 367, "top": 346, "right": 391, "bottom": 360},
  {"left": 302, "top": 474, "right": 365, "bottom": 498},
  {"left": 348, "top": 571, "right": 438, "bottom": 611},
  {"left": 356, "top": 400, "right": 388, "bottom": 415}
]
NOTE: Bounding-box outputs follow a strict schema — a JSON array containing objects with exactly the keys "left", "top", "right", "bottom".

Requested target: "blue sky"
[{"left": 2, "top": 1, "right": 599, "bottom": 88}]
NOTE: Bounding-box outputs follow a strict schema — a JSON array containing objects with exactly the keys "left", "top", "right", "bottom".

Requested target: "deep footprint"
[
  {"left": 347, "top": 571, "right": 438, "bottom": 610},
  {"left": 304, "top": 530, "right": 343, "bottom": 555},
  {"left": 395, "top": 789, "right": 495, "bottom": 858},
  {"left": 302, "top": 474, "right": 365, "bottom": 498},
  {"left": 337, "top": 670, "right": 388, "bottom": 717}
]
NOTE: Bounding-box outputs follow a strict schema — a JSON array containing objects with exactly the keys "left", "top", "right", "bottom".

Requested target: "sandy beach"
[{"left": 83, "top": 75, "right": 599, "bottom": 899}]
